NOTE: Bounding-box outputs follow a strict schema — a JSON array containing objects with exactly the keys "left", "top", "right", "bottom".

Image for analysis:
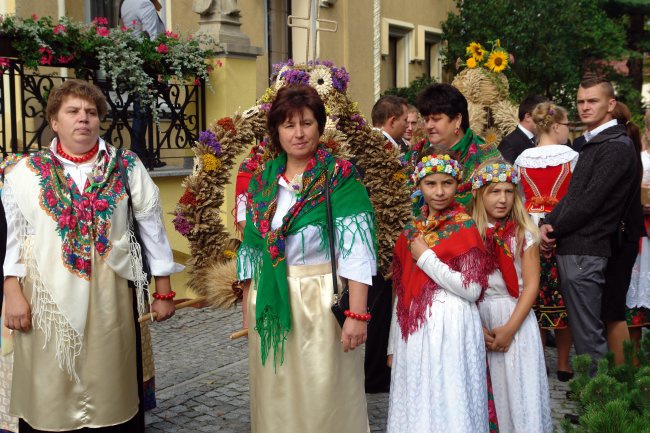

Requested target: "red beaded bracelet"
[
  {"left": 152, "top": 291, "right": 176, "bottom": 301},
  {"left": 343, "top": 310, "right": 372, "bottom": 322}
]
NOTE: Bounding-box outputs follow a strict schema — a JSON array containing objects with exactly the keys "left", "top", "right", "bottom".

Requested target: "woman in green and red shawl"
[
  {"left": 236, "top": 85, "right": 377, "bottom": 433},
  {"left": 404, "top": 83, "right": 501, "bottom": 210}
]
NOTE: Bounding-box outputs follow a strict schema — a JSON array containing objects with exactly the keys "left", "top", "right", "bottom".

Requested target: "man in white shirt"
[
  {"left": 540, "top": 78, "right": 638, "bottom": 374},
  {"left": 371, "top": 95, "right": 409, "bottom": 156},
  {"left": 498, "top": 94, "right": 548, "bottom": 163}
]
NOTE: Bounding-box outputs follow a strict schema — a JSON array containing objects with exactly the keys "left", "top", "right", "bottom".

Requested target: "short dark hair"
[
  {"left": 416, "top": 83, "right": 469, "bottom": 132},
  {"left": 579, "top": 76, "right": 615, "bottom": 99},
  {"left": 518, "top": 95, "right": 548, "bottom": 121},
  {"left": 267, "top": 85, "right": 326, "bottom": 154},
  {"left": 45, "top": 79, "right": 108, "bottom": 123},
  {"left": 371, "top": 95, "right": 408, "bottom": 127}
]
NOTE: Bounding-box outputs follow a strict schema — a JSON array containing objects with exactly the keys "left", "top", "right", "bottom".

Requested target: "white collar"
[
  {"left": 381, "top": 130, "right": 402, "bottom": 150},
  {"left": 514, "top": 144, "right": 579, "bottom": 169},
  {"left": 517, "top": 124, "right": 535, "bottom": 140},
  {"left": 584, "top": 119, "right": 618, "bottom": 142}
]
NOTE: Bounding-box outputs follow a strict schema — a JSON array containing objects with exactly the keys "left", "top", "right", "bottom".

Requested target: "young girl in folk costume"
[
  {"left": 471, "top": 160, "right": 552, "bottom": 433},
  {"left": 387, "top": 148, "right": 495, "bottom": 433},
  {"left": 514, "top": 102, "right": 578, "bottom": 381}
]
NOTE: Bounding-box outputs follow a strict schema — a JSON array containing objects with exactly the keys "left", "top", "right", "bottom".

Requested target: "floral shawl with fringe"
[
  {"left": 239, "top": 146, "right": 376, "bottom": 367},
  {"left": 392, "top": 201, "right": 492, "bottom": 338}
]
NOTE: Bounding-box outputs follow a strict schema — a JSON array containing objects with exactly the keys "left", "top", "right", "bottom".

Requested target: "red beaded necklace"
[{"left": 56, "top": 140, "right": 99, "bottom": 164}]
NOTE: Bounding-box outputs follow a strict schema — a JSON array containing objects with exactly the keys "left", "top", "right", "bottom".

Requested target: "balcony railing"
[{"left": 0, "top": 59, "right": 205, "bottom": 170}]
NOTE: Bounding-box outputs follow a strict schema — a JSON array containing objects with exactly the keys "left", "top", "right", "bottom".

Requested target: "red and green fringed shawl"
[
  {"left": 240, "top": 146, "right": 375, "bottom": 367},
  {"left": 392, "top": 201, "right": 492, "bottom": 338}
]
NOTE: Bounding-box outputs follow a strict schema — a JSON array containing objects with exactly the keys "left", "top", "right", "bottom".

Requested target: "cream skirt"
[{"left": 248, "top": 263, "right": 368, "bottom": 433}]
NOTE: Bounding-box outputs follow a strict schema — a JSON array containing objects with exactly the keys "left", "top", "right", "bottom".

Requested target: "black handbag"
[
  {"left": 116, "top": 149, "right": 152, "bottom": 286},
  {"left": 326, "top": 171, "right": 350, "bottom": 327}
]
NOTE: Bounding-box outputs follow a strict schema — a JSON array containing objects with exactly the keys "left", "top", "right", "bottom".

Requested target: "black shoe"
[
  {"left": 152, "top": 160, "right": 167, "bottom": 169},
  {"left": 557, "top": 370, "right": 574, "bottom": 382},
  {"left": 564, "top": 413, "right": 579, "bottom": 424}
]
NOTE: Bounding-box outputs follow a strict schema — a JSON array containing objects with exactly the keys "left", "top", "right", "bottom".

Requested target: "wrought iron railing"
[{"left": 0, "top": 59, "right": 205, "bottom": 169}]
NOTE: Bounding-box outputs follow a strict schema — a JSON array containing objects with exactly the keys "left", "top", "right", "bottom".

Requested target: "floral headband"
[
  {"left": 413, "top": 154, "right": 463, "bottom": 183},
  {"left": 470, "top": 162, "right": 519, "bottom": 190}
]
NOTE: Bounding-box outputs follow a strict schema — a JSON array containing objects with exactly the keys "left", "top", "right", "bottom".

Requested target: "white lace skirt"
[
  {"left": 387, "top": 290, "right": 488, "bottom": 433},
  {"left": 479, "top": 296, "right": 552, "bottom": 433}
]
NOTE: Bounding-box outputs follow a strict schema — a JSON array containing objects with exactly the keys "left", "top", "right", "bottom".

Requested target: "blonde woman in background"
[{"left": 514, "top": 102, "right": 578, "bottom": 381}]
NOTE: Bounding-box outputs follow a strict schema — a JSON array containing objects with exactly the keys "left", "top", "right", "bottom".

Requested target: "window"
[
  {"left": 380, "top": 18, "right": 414, "bottom": 91},
  {"left": 417, "top": 26, "right": 442, "bottom": 81},
  {"left": 267, "top": 0, "right": 292, "bottom": 83}
]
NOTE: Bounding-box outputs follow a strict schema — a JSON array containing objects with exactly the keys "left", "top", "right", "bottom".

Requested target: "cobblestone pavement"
[{"left": 146, "top": 305, "right": 577, "bottom": 433}]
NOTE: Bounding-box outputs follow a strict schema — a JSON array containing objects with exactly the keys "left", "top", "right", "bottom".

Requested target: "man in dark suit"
[
  {"left": 572, "top": 134, "right": 586, "bottom": 152},
  {"left": 498, "top": 94, "right": 548, "bottom": 163}
]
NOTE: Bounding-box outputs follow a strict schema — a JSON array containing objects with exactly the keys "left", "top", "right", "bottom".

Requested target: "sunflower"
[
  {"left": 466, "top": 57, "right": 477, "bottom": 69},
  {"left": 466, "top": 42, "right": 486, "bottom": 62},
  {"left": 485, "top": 50, "right": 508, "bottom": 73}
]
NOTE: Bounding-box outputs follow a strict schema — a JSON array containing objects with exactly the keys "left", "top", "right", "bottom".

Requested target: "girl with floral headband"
[
  {"left": 387, "top": 147, "right": 495, "bottom": 433},
  {"left": 514, "top": 101, "right": 578, "bottom": 382},
  {"left": 470, "top": 159, "right": 552, "bottom": 433}
]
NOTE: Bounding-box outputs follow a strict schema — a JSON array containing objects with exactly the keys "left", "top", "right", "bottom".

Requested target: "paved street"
[{"left": 146, "top": 305, "right": 577, "bottom": 433}]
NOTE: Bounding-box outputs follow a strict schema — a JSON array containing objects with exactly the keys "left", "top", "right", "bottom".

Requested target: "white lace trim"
[
  {"left": 127, "top": 225, "right": 151, "bottom": 321},
  {"left": 24, "top": 236, "right": 83, "bottom": 382},
  {"left": 514, "top": 145, "right": 578, "bottom": 169}
]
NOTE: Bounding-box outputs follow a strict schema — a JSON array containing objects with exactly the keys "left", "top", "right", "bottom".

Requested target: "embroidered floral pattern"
[
  {"left": 28, "top": 147, "right": 135, "bottom": 279},
  {"left": 534, "top": 255, "right": 568, "bottom": 329}
]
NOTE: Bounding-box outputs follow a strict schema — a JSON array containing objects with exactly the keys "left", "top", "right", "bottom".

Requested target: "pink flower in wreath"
[
  {"left": 259, "top": 219, "right": 270, "bottom": 235},
  {"left": 269, "top": 245, "right": 279, "bottom": 259},
  {"left": 157, "top": 43, "right": 169, "bottom": 54}
]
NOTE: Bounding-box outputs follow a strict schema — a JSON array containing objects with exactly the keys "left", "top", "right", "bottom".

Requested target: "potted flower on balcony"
[{"left": 0, "top": 14, "right": 218, "bottom": 120}]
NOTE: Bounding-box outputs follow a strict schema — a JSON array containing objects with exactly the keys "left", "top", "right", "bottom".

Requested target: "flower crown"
[
  {"left": 470, "top": 162, "right": 519, "bottom": 190},
  {"left": 413, "top": 154, "right": 463, "bottom": 183}
]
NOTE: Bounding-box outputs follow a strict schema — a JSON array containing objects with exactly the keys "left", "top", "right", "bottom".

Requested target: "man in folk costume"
[{"left": 2, "top": 80, "right": 182, "bottom": 433}]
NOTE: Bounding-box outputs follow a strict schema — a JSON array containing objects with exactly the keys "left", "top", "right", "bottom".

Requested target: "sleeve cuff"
[
  {"left": 149, "top": 259, "right": 185, "bottom": 276},
  {"left": 338, "top": 258, "right": 376, "bottom": 286},
  {"left": 4, "top": 263, "right": 26, "bottom": 278}
]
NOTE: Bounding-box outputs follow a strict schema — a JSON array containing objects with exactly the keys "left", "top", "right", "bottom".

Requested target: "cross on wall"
[{"left": 287, "top": 0, "right": 338, "bottom": 62}]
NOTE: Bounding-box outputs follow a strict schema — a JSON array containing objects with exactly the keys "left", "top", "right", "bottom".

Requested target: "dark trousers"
[
  {"left": 556, "top": 254, "right": 608, "bottom": 373},
  {"left": 364, "top": 274, "right": 392, "bottom": 393},
  {"left": 131, "top": 97, "right": 152, "bottom": 163}
]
